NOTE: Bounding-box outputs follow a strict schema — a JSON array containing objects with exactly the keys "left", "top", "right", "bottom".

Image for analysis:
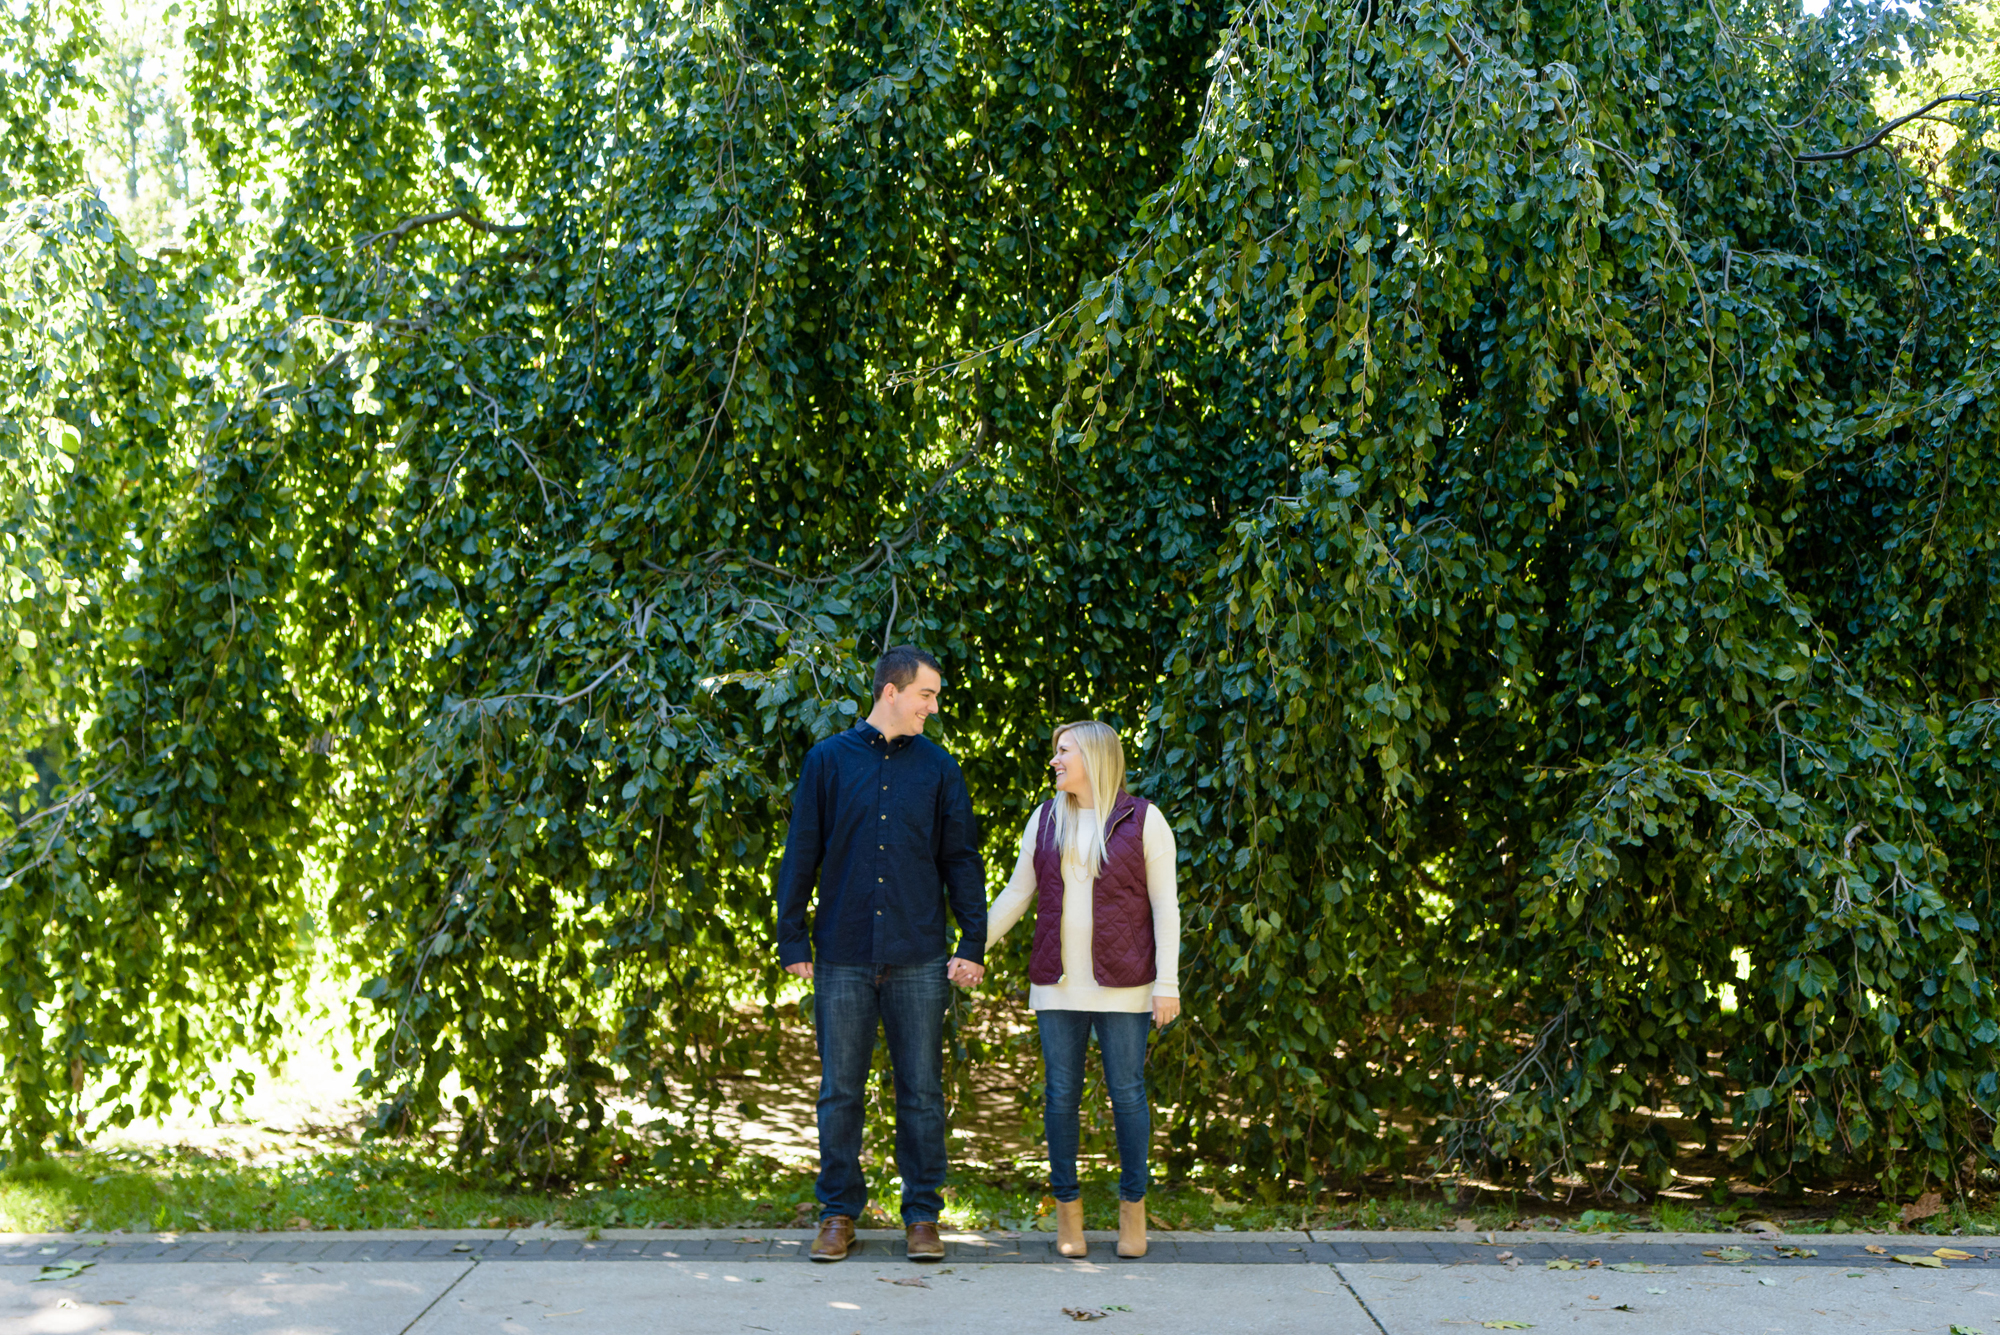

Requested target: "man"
[{"left": 775, "top": 645, "right": 987, "bottom": 1263}]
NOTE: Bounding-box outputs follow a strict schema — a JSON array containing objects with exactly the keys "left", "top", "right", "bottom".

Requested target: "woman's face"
[{"left": 1051, "top": 734, "right": 1091, "bottom": 801}]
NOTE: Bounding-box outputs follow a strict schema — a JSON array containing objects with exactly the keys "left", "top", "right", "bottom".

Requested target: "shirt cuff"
[
  {"left": 778, "top": 941, "right": 813, "bottom": 968},
  {"left": 952, "top": 936, "right": 987, "bottom": 966},
  {"left": 1151, "top": 982, "right": 1179, "bottom": 999}
]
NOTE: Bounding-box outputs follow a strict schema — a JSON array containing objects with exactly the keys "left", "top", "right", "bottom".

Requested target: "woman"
[{"left": 985, "top": 720, "right": 1180, "bottom": 1260}]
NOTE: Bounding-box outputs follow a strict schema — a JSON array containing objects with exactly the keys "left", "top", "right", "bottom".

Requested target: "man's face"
[{"left": 879, "top": 665, "right": 942, "bottom": 737}]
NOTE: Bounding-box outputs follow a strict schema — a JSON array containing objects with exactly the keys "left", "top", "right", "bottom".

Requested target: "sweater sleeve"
[
  {"left": 984, "top": 808, "right": 1041, "bottom": 949},
  {"left": 1144, "top": 804, "right": 1180, "bottom": 999}
]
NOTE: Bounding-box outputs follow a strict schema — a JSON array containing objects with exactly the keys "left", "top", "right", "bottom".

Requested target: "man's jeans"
[
  {"left": 813, "top": 957, "right": 950, "bottom": 1225},
  {"left": 1038, "top": 1008, "right": 1152, "bottom": 1203}
]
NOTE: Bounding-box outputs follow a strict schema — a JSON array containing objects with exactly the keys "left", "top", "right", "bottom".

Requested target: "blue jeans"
[
  {"left": 1038, "top": 1008, "right": 1152, "bottom": 1203},
  {"left": 813, "top": 958, "right": 950, "bottom": 1224}
]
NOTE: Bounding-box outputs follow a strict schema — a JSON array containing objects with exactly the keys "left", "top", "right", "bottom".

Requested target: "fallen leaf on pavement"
[
  {"left": 1608, "top": 1262, "right": 1657, "bottom": 1273},
  {"left": 1757, "top": 1278, "right": 1777, "bottom": 1286},
  {"left": 1701, "top": 1246, "right": 1752, "bottom": 1263},
  {"left": 1494, "top": 1250, "right": 1514, "bottom": 1260},
  {"left": 1481, "top": 1323, "right": 1534, "bottom": 1330},
  {"left": 1063, "top": 1307, "right": 1108, "bottom": 1322},
  {"left": 1863, "top": 1244, "right": 1888, "bottom": 1255},
  {"left": 1645, "top": 1287, "right": 1666, "bottom": 1295},
  {"left": 1743, "top": 1219, "right": 1782, "bottom": 1235},
  {"left": 1455, "top": 1218, "right": 1479, "bottom": 1232},
  {"left": 1901, "top": 1192, "right": 1946, "bottom": 1224},
  {"left": 1934, "top": 1248, "right": 1974, "bottom": 1261},
  {"left": 880, "top": 1277, "right": 930, "bottom": 1289},
  {"left": 1547, "top": 1259, "right": 1580, "bottom": 1270},
  {"left": 1774, "top": 1246, "right": 1817, "bottom": 1258},
  {"left": 34, "top": 1262, "right": 92, "bottom": 1282},
  {"left": 1891, "top": 1254, "right": 1946, "bottom": 1269}
]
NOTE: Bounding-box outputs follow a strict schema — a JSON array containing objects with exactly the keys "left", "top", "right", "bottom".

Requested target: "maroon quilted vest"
[{"left": 1029, "top": 792, "right": 1156, "bottom": 987}]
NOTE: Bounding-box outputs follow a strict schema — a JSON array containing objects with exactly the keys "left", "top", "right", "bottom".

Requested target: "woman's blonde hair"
[{"left": 1048, "top": 720, "right": 1127, "bottom": 880}]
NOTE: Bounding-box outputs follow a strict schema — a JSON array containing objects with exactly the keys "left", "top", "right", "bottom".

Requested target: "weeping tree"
[
  {"left": 5, "top": 0, "right": 1998, "bottom": 1200},
  {"left": 1114, "top": 0, "right": 2000, "bottom": 1194}
]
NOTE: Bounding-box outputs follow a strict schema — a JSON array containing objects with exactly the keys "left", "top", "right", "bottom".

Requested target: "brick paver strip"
[{"left": 7, "top": 1235, "right": 1996, "bottom": 1269}]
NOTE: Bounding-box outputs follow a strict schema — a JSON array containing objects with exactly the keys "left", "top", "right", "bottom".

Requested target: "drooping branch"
[
  {"left": 354, "top": 206, "right": 532, "bottom": 251},
  {"left": 642, "top": 424, "right": 987, "bottom": 589},
  {"left": 0, "top": 764, "right": 128, "bottom": 895},
  {"left": 466, "top": 381, "right": 567, "bottom": 508},
  {"left": 447, "top": 652, "right": 636, "bottom": 716},
  {"left": 1796, "top": 90, "right": 2000, "bottom": 162}
]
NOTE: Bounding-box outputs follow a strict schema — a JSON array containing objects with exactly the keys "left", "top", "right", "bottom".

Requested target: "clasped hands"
[
  {"left": 786, "top": 958, "right": 986, "bottom": 989},
  {"left": 787, "top": 958, "right": 1178, "bottom": 1023}
]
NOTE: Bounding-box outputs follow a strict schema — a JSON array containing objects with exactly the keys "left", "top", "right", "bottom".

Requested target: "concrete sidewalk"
[{"left": 9, "top": 1228, "right": 1999, "bottom": 1333}]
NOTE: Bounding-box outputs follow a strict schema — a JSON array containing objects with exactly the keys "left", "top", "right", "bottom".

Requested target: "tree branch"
[
  {"left": 0, "top": 764, "right": 128, "bottom": 896},
  {"left": 648, "top": 426, "right": 986, "bottom": 588},
  {"left": 466, "top": 381, "right": 566, "bottom": 507},
  {"left": 448, "top": 652, "right": 636, "bottom": 716},
  {"left": 354, "top": 207, "right": 532, "bottom": 251},
  {"left": 1796, "top": 90, "right": 2000, "bottom": 162},
  {"left": 12, "top": 764, "right": 127, "bottom": 833}
]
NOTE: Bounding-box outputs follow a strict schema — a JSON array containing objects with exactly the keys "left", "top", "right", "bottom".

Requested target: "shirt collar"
[{"left": 854, "top": 719, "right": 914, "bottom": 752}]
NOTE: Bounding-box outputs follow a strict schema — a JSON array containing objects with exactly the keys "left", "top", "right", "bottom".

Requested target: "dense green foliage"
[{"left": 5, "top": 0, "right": 1999, "bottom": 1200}]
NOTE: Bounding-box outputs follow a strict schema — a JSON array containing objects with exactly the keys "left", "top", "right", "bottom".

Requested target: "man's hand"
[
  {"left": 946, "top": 957, "right": 984, "bottom": 989},
  {"left": 1152, "top": 995, "right": 1180, "bottom": 1028},
  {"left": 786, "top": 961, "right": 814, "bottom": 981}
]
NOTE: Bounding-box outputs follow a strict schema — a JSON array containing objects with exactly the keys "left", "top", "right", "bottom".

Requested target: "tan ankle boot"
[
  {"left": 1116, "top": 1199, "right": 1147, "bottom": 1257},
  {"left": 1055, "top": 1199, "right": 1087, "bottom": 1257}
]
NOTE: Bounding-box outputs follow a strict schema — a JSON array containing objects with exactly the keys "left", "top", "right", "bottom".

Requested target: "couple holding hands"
[{"left": 774, "top": 646, "right": 1181, "bottom": 1263}]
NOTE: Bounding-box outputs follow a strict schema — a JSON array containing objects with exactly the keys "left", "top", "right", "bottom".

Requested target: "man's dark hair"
[{"left": 873, "top": 645, "right": 942, "bottom": 700}]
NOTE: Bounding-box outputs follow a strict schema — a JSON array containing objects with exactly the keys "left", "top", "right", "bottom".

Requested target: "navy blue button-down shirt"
[{"left": 774, "top": 721, "right": 986, "bottom": 968}]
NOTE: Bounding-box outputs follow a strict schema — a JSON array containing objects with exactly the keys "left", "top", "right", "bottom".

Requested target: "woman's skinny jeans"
[{"left": 1037, "top": 1008, "right": 1151, "bottom": 1203}]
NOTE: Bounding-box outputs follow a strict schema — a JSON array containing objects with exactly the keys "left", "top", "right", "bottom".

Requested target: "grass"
[
  {"left": 0, "top": 1145, "right": 1347, "bottom": 1234},
  {"left": 5, "top": 1144, "right": 1996, "bottom": 1237}
]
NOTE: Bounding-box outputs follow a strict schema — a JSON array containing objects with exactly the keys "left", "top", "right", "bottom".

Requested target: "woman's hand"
[{"left": 1152, "top": 995, "right": 1180, "bottom": 1028}]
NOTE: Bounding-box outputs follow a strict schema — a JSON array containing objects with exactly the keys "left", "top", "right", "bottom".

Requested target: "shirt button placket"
[{"left": 874, "top": 751, "right": 887, "bottom": 949}]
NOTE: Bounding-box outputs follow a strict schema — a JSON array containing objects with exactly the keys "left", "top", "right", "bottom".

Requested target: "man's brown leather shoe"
[
  {"left": 905, "top": 1220, "right": 945, "bottom": 1261},
  {"left": 810, "top": 1215, "right": 855, "bottom": 1262}
]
